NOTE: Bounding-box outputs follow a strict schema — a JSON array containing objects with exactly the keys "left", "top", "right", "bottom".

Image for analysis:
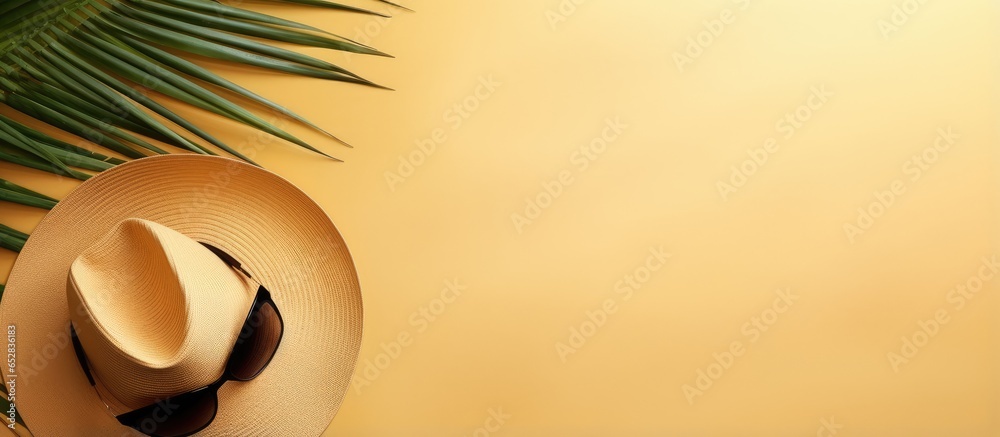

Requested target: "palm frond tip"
[{"left": 0, "top": 0, "right": 391, "bottom": 172}]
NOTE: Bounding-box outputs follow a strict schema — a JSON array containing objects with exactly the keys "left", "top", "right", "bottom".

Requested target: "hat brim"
[{"left": 1, "top": 155, "right": 362, "bottom": 436}]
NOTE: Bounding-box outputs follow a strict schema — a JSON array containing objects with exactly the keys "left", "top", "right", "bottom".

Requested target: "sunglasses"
[{"left": 71, "top": 243, "right": 284, "bottom": 437}]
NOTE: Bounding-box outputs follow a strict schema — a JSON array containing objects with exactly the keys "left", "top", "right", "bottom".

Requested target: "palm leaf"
[
  {"left": 262, "top": 0, "right": 391, "bottom": 16},
  {"left": 0, "top": 147, "right": 91, "bottom": 180},
  {"left": 0, "top": 0, "right": 397, "bottom": 255},
  {"left": 0, "top": 231, "right": 26, "bottom": 253},
  {"left": 0, "top": 188, "right": 57, "bottom": 210},
  {"left": 0, "top": 223, "right": 28, "bottom": 241},
  {"left": 1, "top": 178, "right": 57, "bottom": 202},
  {"left": 0, "top": 0, "right": 390, "bottom": 167}
]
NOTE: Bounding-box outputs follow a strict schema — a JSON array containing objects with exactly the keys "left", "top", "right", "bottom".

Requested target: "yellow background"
[{"left": 1, "top": 0, "right": 999, "bottom": 435}]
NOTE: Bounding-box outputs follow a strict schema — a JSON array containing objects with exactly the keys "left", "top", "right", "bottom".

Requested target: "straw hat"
[{"left": 0, "top": 155, "right": 363, "bottom": 436}]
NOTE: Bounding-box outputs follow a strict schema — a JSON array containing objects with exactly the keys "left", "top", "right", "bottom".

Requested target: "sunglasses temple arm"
[
  {"left": 233, "top": 265, "right": 253, "bottom": 280},
  {"left": 200, "top": 243, "right": 254, "bottom": 280},
  {"left": 70, "top": 324, "right": 96, "bottom": 386}
]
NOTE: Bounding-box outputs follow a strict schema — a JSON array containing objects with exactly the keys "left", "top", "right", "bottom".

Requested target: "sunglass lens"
[
  {"left": 228, "top": 295, "right": 283, "bottom": 381},
  {"left": 117, "top": 389, "right": 218, "bottom": 437}
]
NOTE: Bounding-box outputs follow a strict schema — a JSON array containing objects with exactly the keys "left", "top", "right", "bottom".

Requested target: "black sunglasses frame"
[{"left": 70, "top": 244, "right": 284, "bottom": 437}]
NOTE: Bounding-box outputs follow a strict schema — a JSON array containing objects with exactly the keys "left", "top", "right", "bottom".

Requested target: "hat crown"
[{"left": 68, "top": 218, "right": 252, "bottom": 411}]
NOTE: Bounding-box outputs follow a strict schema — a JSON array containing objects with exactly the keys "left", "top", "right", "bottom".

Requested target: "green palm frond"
[
  {"left": 0, "top": 188, "right": 56, "bottom": 209},
  {"left": 1, "top": 178, "right": 57, "bottom": 202},
  {"left": 0, "top": 0, "right": 406, "bottom": 252},
  {"left": 0, "top": 223, "right": 27, "bottom": 252},
  {"left": 0, "top": 230, "right": 25, "bottom": 252}
]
